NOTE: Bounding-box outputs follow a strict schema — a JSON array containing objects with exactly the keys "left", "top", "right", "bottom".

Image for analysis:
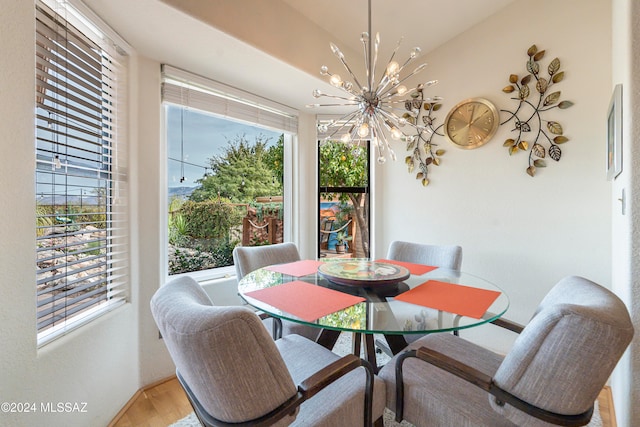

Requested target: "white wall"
[
  {"left": 377, "top": 0, "right": 613, "bottom": 352},
  {"left": 611, "top": 1, "right": 640, "bottom": 425},
  {"left": 0, "top": 1, "right": 140, "bottom": 426},
  {"left": 3, "top": 0, "right": 637, "bottom": 425},
  {"left": 134, "top": 56, "right": 177, "bottom": 386}
]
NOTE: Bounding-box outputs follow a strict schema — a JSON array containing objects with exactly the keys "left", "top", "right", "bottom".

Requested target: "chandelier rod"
[{"left": 367, "top": 0, "right": 373, "bottom": 90}]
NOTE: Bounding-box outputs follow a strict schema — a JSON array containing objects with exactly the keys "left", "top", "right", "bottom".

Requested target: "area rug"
[{"left": 170, "top": 332, "right": 603, "bottom": 427}]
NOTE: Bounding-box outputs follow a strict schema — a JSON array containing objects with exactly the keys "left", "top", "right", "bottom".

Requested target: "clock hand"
[
  {"left": 468, "top": 105, "right": 476, "bottom": 126},
  {"left": 469, "top": 108, "right": 489, "bottom": 126}
]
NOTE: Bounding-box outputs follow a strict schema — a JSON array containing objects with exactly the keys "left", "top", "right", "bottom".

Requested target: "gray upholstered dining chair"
[
  {"left": 151, "top": 276, "right": 387, "bottom": 427},
  {"left": 376, "top": 240, "right": 463, "bottom": 355},
  {"left": 386, "top": 240, "right": 463, "bottom": 271},
  {"left": 233, "top": 242, "right": 322, "bottom": 342},
  {"left": 379, "top": 275, "right": 634, "bottom": 427}
]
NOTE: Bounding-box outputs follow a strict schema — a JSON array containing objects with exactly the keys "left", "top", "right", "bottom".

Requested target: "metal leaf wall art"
[
  {"left": 403, "top": 87, "right": 445, "bottom": 187},
  {"left": 500, "top": 44, "right": 574, "bottom": 177}
]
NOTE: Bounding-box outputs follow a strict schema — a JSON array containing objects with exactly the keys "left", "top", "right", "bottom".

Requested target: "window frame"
[
  {"left": 35, "top": 0, "right": 131, "bottom": 346},
  {"left": 161, "top": 66, "right": 297, "bottom": 281},
  {"left": 317, "top": 139, "right": 371, "bottom": 259}
]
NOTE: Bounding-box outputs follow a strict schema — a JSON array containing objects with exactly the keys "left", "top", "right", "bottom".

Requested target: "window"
[
  {"left": 35, "top": 0, "right": 129, "bottom": 344},
  {"left": 318, "top": 138, "right": 370, "bottom": 259},
  {"left": 161, "top": 66, "right": 297, "bottom": 278}
]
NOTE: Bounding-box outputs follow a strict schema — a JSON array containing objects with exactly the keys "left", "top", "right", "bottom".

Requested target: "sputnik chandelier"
[{"left": 308, "top": 0, "right": 439, "bottom": 163}]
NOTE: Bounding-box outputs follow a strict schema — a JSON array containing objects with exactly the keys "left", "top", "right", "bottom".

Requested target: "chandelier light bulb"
[
  {"left": 386, "top": 61, "right": 400, "bottom": 76},
  {"left": 358, "top": 123, "right": 370, "bottom": 137},
  {"left": 312, "top": 89, "right": 323, "bottom": 98},
  {"left": 341, "top": 133, "right": 351, "bottom": 143},
  {"left": 329, "top": 74, "right": 343, "bottom": 88},
  {"left": 390, "top": 127, "right": 403, "bottom": 140},
  {"left": 397, "top": 85, "right": 407, "bottom": 95},
  {"left": 320, "top": 65, "right": 329, "bottom": 75},
  {"left": 410, "top": 47, "right": 421, "bottom": 58}
]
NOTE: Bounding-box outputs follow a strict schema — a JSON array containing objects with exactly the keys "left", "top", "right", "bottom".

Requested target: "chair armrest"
[
  {"left": 490, "top": 317, "right": 525, "bottom": 334},
  {"left": 298, "top": 354, "right": 374, "bottom": 427},
  {"left": 415, "top": 346, "right": 493, "bottom": 391},
  {"left": 455, "top": 314, "right": 524, "bottom": 337},
  {"left": 298, "top": 354, "right": 364, "bottom": 397},
  {"left": 395, "top": 347, "right": 593, "bottom": 427}
]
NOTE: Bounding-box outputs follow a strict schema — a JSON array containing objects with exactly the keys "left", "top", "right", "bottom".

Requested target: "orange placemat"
[
  {"left": 394, "top": 280, "right": 501, "bottom": 319},
  {"left": 244, "top": 280, "right": 365, "bottom": 322},
  {"left": 265, "top": 260, "right": 323, "bottom": 277},
  {"left": 375, "top": 259, "right": 438, "bottom": 275}
]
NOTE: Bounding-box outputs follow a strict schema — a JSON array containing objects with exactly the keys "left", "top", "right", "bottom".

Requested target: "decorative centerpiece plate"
[{"left": 318, "top": 260, "right": 410, "bottom": 287}]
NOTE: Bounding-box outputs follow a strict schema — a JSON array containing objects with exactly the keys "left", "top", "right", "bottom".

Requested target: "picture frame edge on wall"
[{"left": 607, "top": 84, "right": 623, "bottom": 181}]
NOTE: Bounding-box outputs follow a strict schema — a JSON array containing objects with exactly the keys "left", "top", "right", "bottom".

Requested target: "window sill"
[{"left": 167, "top": 265, "right": 236, "bottom": 284}]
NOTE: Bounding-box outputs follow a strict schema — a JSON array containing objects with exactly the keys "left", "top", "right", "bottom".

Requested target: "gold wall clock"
[{"left": 444, "top": 98, "right": 499, "bottom": 149}]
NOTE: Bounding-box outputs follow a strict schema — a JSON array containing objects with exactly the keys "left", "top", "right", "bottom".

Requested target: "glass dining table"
[{"left": 238, "top": 259, "right": 509, "bottom": 371}]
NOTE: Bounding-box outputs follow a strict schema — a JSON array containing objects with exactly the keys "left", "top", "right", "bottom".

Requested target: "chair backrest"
[
  {"left": 233, "top": 242, "right": 301, "bottom": 280},
  {"left": 492, "top": 276, "right": 634, "bottom": 426},
  {"left": 386, "top": 240, "right": 462, "bottom": 270},
  {"left": 150, "top": 276, "right": 297, "bottom": 424}
]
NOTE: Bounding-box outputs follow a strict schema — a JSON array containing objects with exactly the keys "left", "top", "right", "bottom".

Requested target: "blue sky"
[{"left": 166, "top": 105, "right": 281, "bottom": 188}]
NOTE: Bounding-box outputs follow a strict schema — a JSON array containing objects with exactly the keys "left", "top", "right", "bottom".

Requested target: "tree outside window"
[
  {"left": 167, "top": 106, "right": 284, "bottom": 275},
  {"left": 319, "top": 141, "right": 370, "bottom": 258}
]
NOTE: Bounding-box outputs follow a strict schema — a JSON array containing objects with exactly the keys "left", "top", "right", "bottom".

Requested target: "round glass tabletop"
[{"left": 238, "top": 259, "right": 509, "bottom": 336}]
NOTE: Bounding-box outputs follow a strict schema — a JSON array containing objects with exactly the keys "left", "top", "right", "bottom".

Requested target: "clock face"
[{"left": 444, "top": 98, "right": 499, "bottom": 149}]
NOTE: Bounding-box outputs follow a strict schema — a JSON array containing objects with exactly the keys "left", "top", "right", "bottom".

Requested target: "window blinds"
[
  {"left": 161, "top": 64, "right": 298, "bottom": 134},
  {"left": 35, "top": 0, "right": 129, "bottom": 342}
]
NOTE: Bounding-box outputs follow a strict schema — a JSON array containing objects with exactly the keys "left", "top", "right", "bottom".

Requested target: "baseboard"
[{"left": 107, "top": 375, "right": 177, "bottom": 427}]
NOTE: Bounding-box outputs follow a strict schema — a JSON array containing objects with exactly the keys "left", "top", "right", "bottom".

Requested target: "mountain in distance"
[
  {"left": 38, "top": 195, "right": 101, "bottom": 205},
  {"left": 37, "top": 186, "right": 199, "bottom": 205},
  {"left": 168, "top": 186, "right": 198, "bottom": 199}
]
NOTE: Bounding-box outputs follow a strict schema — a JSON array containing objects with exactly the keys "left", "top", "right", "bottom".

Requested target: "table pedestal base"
[{"left": 316, "top": 329, "right": 408, "bottom": 373}]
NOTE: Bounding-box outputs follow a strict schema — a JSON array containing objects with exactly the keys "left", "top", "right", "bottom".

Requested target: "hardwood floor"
[
  {"left": 110, "top": 376, "right": 616, "bottom": 427},
  {"left": 108, "top": 377, "right": 192, "bottom": 427}
]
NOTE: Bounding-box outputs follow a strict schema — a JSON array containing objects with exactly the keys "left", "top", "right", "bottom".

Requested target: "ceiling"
[
  {"left": 82, "top": 0, "right": 517, "bottom": 111},
  {"left": 281, "top": 0, "right": 517, "bottom": 58}
]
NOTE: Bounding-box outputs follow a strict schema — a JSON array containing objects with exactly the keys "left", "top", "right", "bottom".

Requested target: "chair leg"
[
  {"left": 272, "top": 317, "right": 282, "bottom": 340},
  {"left": 316, "top": 329, "right": 341, "bottom": 350},
  {"left": 352, "top": 332, "right": 362, "bottom": 355},
  {"left": 363, "top": 335, "right": 378, "bottom": 372},
  {"left": 373, "top": 416, "right": 384, "bottom": 427}
]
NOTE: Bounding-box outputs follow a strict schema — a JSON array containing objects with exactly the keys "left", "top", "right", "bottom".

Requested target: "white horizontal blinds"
[
  {"left": 35, "top": 0, "right": 129, "bottom": 340},
  {"left": 161, "top": 65, "right": 298, "bottom": 134}
]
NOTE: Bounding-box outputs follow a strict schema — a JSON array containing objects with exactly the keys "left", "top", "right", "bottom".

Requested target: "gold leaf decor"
[
  {"left": 500, "top": 44, "right": 574, "bottom": 176},
  {"left": 402, "top": 87, "right": 446, "bottom": 188}
]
